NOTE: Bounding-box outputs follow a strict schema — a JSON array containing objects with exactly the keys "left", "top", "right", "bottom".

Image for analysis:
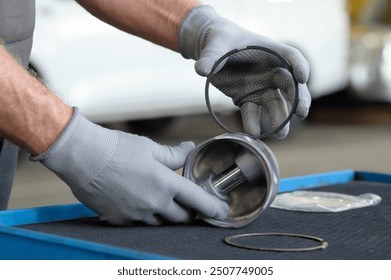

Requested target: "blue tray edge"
[
  {"left": 0, "top": 226, "right": 173, "bottom": 260},
  {"left": 279, "top": 169, "right": 356, "bottom": 193}
]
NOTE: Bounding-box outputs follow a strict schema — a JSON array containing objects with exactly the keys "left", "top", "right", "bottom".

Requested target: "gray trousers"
[
  {"left": 0, "top": 0, "right": 35, "bottom": 209},
  {"left": 0, "top": 141, "right": 18, "bottom": 210}
]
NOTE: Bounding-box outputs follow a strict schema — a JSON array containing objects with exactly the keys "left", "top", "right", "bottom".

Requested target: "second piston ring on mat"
[{"left": 224, "top": 232, "right": 328, "bottom": 252}]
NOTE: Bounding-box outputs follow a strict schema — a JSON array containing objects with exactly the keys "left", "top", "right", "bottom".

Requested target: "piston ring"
[{"left": 224, "top": 232, "right": 328, "bottom": 252}]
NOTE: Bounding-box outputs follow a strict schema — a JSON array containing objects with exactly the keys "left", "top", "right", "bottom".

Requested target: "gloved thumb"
[
  {"left": 195, "top": 55, "right": 216, "bottom": 76},
  {"left": 153, "top": 141, "right": 195, "bottom": 170}
]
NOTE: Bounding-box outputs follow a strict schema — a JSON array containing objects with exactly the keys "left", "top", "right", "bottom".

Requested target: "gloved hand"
[
  {"left": 179, "top": 5, "right": 311, "bottom": 138},
  {"left": 31, "top": 108, "right": 229, "bottom": 225}
]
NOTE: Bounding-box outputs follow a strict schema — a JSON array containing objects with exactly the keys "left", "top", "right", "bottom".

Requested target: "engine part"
[{"left": 183, "top": 133, "right": 279, "bottom": 228}]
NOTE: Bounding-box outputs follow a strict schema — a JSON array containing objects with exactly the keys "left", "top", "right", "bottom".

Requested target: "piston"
[{"left": 183, "top": 133, "right": 280, "bottom": 228}]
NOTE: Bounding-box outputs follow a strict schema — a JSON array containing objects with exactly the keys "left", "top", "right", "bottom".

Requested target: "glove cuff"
[
  {"left": 30, "top": 107, "right": 118, "bottom": 189},
  {"left": 179, "top": 5, "right": 219, "bottom": 60}
]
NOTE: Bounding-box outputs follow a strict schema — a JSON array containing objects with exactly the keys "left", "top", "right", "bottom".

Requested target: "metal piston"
[{"left": 183, "top": 133, "right": 280, "bottom": 228}]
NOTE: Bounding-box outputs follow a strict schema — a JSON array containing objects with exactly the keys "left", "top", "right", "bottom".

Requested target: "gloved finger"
[
  {"left": 98, "top": 208, "right": 165, "bottom": 226},
  {"left": 158, "top": 199, "right": 196, "bottom": 224},
  {"left": 275, "top": 121, "right": 290, "bottom": 139},
  {"left": 260, "top": 89, "right": 290, "bottom": 138},
  {"left": 168, "top": 173, "right": 230, "bottom": 220},
  {"left": 280, "top": 46, "right": 310, "bottom": 84},
  {"left": 142, "top": 215, "right": 165, "bottom": 226},
  {"left": 152, "top": 141, "right": 195, "bottom": 170},
  {"left": 240, "top": 102, "right": 261, "bottom": 137},
  {"left": 195, "top": 57, "right": 216, "bottom": 77},
  {"left": 295, "top": 83, "right": 312, "bottom": 119},
  {"left": 271, "top": 68, "right": 296, "bottom": 105},
  {"left": 269, "top": 68, "right": 311, "bottom": 120}
]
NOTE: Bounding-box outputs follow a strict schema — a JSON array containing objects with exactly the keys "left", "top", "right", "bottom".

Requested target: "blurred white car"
[
  {"left": 349, "top": 0, "right": 391, "bottom": 102},
  {"left": 31, "top": 0, "right": 350, "bottom": 124}
]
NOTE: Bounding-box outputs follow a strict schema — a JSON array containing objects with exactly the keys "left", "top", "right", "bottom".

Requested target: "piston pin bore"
[
  {"left": 211, "top": 165, "right": 247, "bottom": 195},
  {"left": 205, "top": 152, "right": 264, "bottom": 198}
]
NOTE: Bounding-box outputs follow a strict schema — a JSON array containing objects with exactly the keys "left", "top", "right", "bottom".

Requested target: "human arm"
[
  {"left": 75, "top": 0, "right": 200, "bottom": 51},
  {"left": 0, "top": 45, "right": 72, "bottom": 155}
]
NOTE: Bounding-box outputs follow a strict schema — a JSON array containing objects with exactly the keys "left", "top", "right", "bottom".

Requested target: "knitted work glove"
[{"left": 179, "top": 5, "right": 311, "bottom": 138}]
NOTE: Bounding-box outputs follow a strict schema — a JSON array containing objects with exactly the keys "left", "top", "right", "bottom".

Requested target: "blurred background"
[{"left": 9, "top": 0, "right": 391, "bottom": 209}]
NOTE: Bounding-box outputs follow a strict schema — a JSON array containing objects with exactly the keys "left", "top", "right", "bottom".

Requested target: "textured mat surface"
[{"left": 17, "top": 181, "right": 391, "bottom": 259}]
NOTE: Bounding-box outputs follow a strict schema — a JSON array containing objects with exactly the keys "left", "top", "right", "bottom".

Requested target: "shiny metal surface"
[
  {"left": 212, "top": 165, "right": 246, "bottom": 195},
  {"left": 183, "top": 133, "right": 279, "bottom": 228}
]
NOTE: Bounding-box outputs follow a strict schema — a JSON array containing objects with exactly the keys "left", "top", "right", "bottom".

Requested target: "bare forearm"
[
  {"left": 0, "top": 46, "right": 72, "bottom": 155},
  {"left": 76, "top": 0, "right": 200, "bottom": 51}
]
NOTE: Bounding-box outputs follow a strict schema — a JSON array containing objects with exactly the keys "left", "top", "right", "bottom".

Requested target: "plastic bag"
[{"left": 270, "top": 190, "right": 382, "bottom": 212}]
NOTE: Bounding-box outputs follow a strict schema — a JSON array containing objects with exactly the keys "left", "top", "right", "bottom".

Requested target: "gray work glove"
[
  {"left": 179, "top": 5, "right": 311, "bottom": 138},
  {"left": 31, "top": 108, "right": 229, "bottom": 225}
]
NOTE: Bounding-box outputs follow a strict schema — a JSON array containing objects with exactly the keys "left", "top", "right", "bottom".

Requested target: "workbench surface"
[{"left": 1, "top": 170, "right": 390, "bottom": 259}]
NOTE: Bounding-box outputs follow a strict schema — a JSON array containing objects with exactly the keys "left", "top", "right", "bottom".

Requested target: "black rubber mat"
[{"left": 17, "top": 181, "right": 391, "bottom": 259}]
